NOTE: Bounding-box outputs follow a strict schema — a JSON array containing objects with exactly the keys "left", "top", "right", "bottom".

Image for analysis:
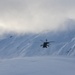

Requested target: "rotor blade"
[
  {"left": 40, "top": 40, "right": 44, "bottom": 42},
  {"left": 46, "top": 39, "right": 47, "bottom": 41},
  {"left": 49, "top": 41, "right": 55, "bottom": 43}
]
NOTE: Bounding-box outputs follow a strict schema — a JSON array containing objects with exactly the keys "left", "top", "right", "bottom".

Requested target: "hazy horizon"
[{"left": 0, "top": 0, "right": 75, "bottom": 34}]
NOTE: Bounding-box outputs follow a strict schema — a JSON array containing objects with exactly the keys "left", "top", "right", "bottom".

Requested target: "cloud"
[{"left": 0, "top": 0, "right": 75, "bottom": 34}]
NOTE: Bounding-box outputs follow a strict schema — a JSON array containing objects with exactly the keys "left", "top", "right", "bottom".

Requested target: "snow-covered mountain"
[{"left": 0, "top": 19, "right": 75, "bottom": 58}]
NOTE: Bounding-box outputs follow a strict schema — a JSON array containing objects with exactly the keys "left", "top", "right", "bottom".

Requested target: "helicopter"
[{"left": 40, "top": 39, "right": 54, "bottom": 48}]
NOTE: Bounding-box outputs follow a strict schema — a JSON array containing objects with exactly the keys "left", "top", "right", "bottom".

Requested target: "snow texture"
[
  {"left": 0, "top": 56, "right": 75, "bottom": 75},
  {"left": 0, "top": 29, "right": 75, "bottom": 58}
]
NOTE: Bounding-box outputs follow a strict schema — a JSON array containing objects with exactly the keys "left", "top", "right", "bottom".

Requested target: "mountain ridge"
[{"left": 0, "top": 19, "right": 75, "bottom": 58}]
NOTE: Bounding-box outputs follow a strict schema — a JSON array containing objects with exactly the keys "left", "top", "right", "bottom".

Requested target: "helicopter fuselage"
[{"left": 42, "top": 42, "right": 49, "bottom": 48}]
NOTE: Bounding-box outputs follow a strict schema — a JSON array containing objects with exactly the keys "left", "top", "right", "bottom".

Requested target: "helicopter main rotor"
[{"left": 40, "top": 39, "right": 54, "bottom": 48}]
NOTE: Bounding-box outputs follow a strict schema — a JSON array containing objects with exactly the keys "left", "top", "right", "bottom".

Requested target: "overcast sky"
[{"left": 0, "top": 0, "right": 75, "bottom": 34}]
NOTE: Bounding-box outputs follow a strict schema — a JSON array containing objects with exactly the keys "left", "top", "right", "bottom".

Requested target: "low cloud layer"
[{"left": 0, "top": 0, "right": 75, "bottom": 34}]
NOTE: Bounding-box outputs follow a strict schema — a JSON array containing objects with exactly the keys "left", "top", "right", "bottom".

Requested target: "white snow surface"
[{"left": 0, "top": 56, "right": 75, "bottom": 75}]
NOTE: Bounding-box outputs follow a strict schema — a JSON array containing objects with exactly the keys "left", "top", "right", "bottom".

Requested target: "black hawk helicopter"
[{"left": 40, "top": 39, "right": 54, "bottom": 48}]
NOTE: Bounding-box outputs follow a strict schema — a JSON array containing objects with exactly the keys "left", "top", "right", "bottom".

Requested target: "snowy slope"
[
  {"left": 0, "top": 30, "right": 75, "bottom": 58},
  {"left": 57, "top": 37, "right": 75, "bottom": 56}
]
